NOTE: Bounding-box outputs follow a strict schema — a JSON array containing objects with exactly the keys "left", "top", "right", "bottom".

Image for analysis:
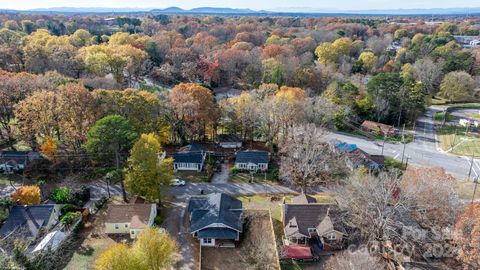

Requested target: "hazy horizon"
[{"left": 2, "top": 0, "right": 480, "bottom": 12}]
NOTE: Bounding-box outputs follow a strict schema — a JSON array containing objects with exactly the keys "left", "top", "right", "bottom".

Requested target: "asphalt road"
[{"left": 327, "top": 107, "right": 479, "bottom": 180}]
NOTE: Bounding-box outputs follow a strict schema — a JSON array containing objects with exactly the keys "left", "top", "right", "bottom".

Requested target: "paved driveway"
[{"left": 210, "top": 163, "right": 229, "bottom": 184}]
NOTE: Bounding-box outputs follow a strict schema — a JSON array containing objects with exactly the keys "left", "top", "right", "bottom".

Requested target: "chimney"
[{"left": 24, "top": 205, "right": 40, "bottom": 229}]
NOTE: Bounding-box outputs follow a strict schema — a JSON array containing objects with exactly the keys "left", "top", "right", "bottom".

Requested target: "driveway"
[
  {"left": 162, "top": 199, "right": 198, "bottom": 270},
  {"left": 210, "top": 163, "right": 229, "bottom": 184}
]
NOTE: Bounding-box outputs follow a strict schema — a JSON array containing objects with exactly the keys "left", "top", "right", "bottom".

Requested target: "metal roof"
[
  {"left": 188, "top": 193, "right": 243, "bottom": 234},
  {"left": 235, "top": 150, "right": 269, "bottom": 164},
  {"left": 0, "top": 205, "right": 57, "bottom": 239}
]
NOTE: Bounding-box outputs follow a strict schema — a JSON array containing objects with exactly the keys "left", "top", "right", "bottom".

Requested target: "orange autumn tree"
[
  {"left": 11, "top": 185, "right": 41, "bottom": 205},
  {"left": 40, "top": 136, "right": 57, "bottom": 160},
  {"left": 170, "top": 83, "right": 218, "bottom": 141},
  {"left": 454, "top": 203, "right": 480, "bottom": 269}
]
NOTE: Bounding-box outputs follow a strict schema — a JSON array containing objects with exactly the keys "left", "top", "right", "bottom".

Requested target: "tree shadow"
[{"left": 77, "top": 244, "right": 94, "bottom": 256}]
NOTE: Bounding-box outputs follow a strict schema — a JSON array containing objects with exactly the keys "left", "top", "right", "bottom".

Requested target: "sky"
[{"left": 0, "top": 0, "right": 480, "bottom": 11}]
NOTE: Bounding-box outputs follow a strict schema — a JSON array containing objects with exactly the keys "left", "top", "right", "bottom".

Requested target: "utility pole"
[
  {"left": 472, "top": 177, "right": 478, "bottom": 203},
  {"left": 452, "top": 128, "right": 457, "bottom": 148},
  {"left": 401, "top": 124, "right": 406, "bottom": 164},
  {"left": 468, "top": 154, "right": 475, "bottom": 180},
  {"left": 381, "top": 135, "right": 386, "bottom": 155}
]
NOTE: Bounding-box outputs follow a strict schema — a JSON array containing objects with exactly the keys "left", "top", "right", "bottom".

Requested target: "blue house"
[
  {"left": 187, "top": 193, "right": 243, "bottom": 247},
  {"left": 173, "top": 144, "right": 206, "bottom": 172}
]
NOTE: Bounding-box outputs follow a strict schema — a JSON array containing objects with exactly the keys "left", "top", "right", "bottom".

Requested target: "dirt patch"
[
  {"left": 64, "top": 197, "right": 130, "bottom": 270},
  {"left": 201, "top": 211, "right": 280, "bottom": 270}
]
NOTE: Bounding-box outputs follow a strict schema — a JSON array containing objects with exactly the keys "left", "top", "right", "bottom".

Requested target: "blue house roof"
[
  {"left": 335, "top": 143, "right": 357, "bottom": 153},
  {"left": 173, "top": 144, "right": 205, "bottom": 164},
  {"left": 235, "top": 150, "right": 269, "bottom": 164},
  {"left": 188, "top": 193, "right": 243, "bottom": 236},
  {"left": 0, "top": 205, "right": 58, "bottom": 239}
]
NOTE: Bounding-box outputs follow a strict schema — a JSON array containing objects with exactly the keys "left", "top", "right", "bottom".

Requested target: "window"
[
  {"left": 308, "top": 228, "right": 316, "bottom": 234},
  {"left": 124, "top": 224, "right": 128, "bottom": 228},
  {"left": 131, "top": 231, "right": 135, "bottom": 235},
  {"left": 202, "top": 238, "right": 212, "bottom": 244},
  {"left": 327, "top": 232, "right": 336, "bottom": 240},
  {"left": 114, "top": 224, "right": 119, "bottom": 230}
]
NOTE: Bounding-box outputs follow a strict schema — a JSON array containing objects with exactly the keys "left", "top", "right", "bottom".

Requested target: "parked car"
[{"left": 170, "top": 178, "right": 186, "bottom": 186}]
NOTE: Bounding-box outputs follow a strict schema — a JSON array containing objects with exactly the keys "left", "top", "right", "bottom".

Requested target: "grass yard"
[
  {"left": 438, "top": 126, "right": 480, "bottom": 156},
  {"left": 174, "top": 171, "right": 211, "bottom": 182},
  {"left": 384, "top": 156, "right": 407, "bottom": 171},
  {"left": 237, "top": 194, "right": 336, "bottom": 242},
  {"left": 434, "top": 111, "right": 453, "bottom": 122},
  {"left": 0, "top": 174, "right": 23, "bottom": 186},
  {"left": 231, "top": 167, "right": 279, "bottom": 183},
  {"left": 64, "top": 237, "right": 115, "bottom": 270},
  {"left": 469, "top": 112, "right": 480, "bottom": 119},
  {"left": 455, "top": 180, "right": 480, "bottom": 200}
]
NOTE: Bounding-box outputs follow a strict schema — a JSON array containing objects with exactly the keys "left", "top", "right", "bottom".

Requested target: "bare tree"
[
  {"left": 279, "top": 124, "right": 347, "bottom": 190},
  {"left": 336, "top": 172, "right": 412, "bottom": 246},
  {"left": 324, "top": 250, "right": 386, "bottom": 270},
  {"left": 412, "top": 57, "right": 444, "bottom": 96}
]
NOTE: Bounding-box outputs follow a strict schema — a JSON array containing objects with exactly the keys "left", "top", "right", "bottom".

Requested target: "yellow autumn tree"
[
  {"left": 95, "top": 229, "right": 177, "bottom": 270},
  {"left": 11, "top": 185, "right": 41, "bottom": 205},
  {"left": 95, "top": 244, "right": 142, "bottom": 270},
  {"left": 40, "top": 136, "right": 57, "bottom": 160},
  {"left": 125, "top": 133, "right": 173, "bottom": 203},
  {"left": 358, "top": 51, "right": 378, "bottom": 71},
  {"left": 133, "top": 228, "right": 177, "bottom": 270}
]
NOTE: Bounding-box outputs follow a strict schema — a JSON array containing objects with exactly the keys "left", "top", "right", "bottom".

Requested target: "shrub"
[
  {"left": 61, "top": 204, "right": 78, "bottom": 215},
  {"left": 231, "top": 167, "right": 240, "bottom": 175},
  {"left": 154, "top": 215, "right": 163, "bottom": 225},
  {"left": 11, "top": 186, "right": 41, "bottom": 205},
  {"left": 50, "top": 187, "right": 74, "bottom": 204},
  {"left": 73, "top": 186, "right": 90, "bottom": 205},
  {"left": 61, "top": 212, "right": 80, "bottom": 225}
]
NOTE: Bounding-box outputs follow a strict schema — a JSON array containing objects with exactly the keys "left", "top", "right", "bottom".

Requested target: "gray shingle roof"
[
  {"left": 197, "top": 228, "right": 238, "bottom": 239},
  {"left": 284, "top": 204, "right": 330, "bottom": 237},
  {"left": 0, "top": 205, "right": 57, "bottom": 239},
  {"left": 188, "top": 193, "right": 243, "bottom": 233},
  {"left": 173, "top": 144, "right": 205, "bottom": 164},
  {"left": 235, "top": 150, "right": 269, "bottom": 164},
  {"left": 217, "top": 134, "right": 242, "bottom": 143}
]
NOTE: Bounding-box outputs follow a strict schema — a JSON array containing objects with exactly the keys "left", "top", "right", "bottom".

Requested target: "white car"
[{"left": 170, "top": 178, "right": 186, "bottom": 187}]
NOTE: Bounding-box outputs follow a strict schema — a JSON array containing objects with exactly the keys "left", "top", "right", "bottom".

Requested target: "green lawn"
[
  {"left": 438, "top": 126, "right": 480, "bottom": 156},
  {"left": 469, "top": 112, "right": 480, "bottom": 119},
  {"left": 64, "top": 238, "right": 114, "bottom": 270},
  {"left": 434, "top": 111, "right": 453, "bottom": 122},
  {"left": 384, "top": 156, "right": 406, "bottom": 171},
  {"left": 237, "top": 193, "right": 336, "bottom": 242},
  {"left": 174, "top": 171, "right": 211, "bottom": 182}
]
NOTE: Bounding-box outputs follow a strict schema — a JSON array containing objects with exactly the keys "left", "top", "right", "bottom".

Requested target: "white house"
[
  {"left": 235, "top": 150, "right": 269, "bottom": 172},
  {"left": 173, "top": 144, "right": 206, "bottom": 172},
  {"left": 217, "top": 134, "right": 243, "bottom": 149}
]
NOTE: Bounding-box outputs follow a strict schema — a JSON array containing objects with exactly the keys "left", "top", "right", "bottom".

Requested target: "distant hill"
[
  {"left": 269, "top": 7, "right": 480, "bottom": 15},
  {"left": 28, "top": 7, "right": 151, "bottom": 13},
  {"left": 151, "top": 7, "right": 258, "bottom": 14},
  {"left": 0, "top": 6, "right": 478, "bottom": 15}
]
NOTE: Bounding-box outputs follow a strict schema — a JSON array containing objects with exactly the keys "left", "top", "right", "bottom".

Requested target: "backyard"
[
  {"left": 64, "top": 197, "right": 125, "bottom": 270},
  {"left": 201, "top": 210, "right": 281, "bottom": 270}
]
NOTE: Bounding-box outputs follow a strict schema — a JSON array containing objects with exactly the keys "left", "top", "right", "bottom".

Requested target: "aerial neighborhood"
[{"left": 0, "top": 3, "right": 480, "bottom": 270}]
